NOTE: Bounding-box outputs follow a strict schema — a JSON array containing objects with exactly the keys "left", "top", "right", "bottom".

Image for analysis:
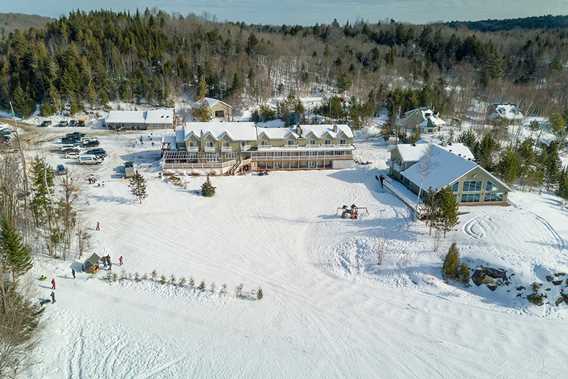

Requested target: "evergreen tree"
[
  {"left": 30, "top": 157, "right": 54, "bottom": 225},
  {"left": 442, "top": 243, "right": 460, "bottom": 280},
  {"left": 544, "top": 143, "right": 562, "bottom": 190},
  {"left": 497, "top": 148, "right": 521, "bottom": 184},
  {"left": 557, "top": 168, "right": 568, "bottom": 200},
  {"left": 475, "top": 133, "right": 498, "bottom": 170},
  {"left": 437, "top": 187, "right": 459, "bottom": 237},
  {"left": 197, "top": 78, "right": 208, "bottom": 100},
  {"left": 192, "top": 105, "right": 212, "bottom": 122},
  {"left": 1, "top": 218, "right": 32, "bottom": 282},
  {"left": 458, "top": 129, "right": 477, "bottom": 150},
  {"left": 201, "top": 175, "right": 216, "bottom": 197},
  {"left": 128, "top": 171, "right": 148, "bottom": 204},
  {"left": 256, "top": 287, "right": 263, "bottom": 300}
]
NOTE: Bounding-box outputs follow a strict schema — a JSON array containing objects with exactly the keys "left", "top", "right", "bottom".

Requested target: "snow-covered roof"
[
  {"left": 396, "top": 143, "right": 474, "bottom": 163},
  {"left": 401, "top": 145, "right": 478, "bottom": 191},
  {"left": 440, "top": 143, "right": 475, "bottom": 160},
  {"left": 257, "top": 127, "right": 299, "bottom": 140},
  {"left": 300, "top": 124, "right": 353, "bottom": 139},
  {"left": 181, "top": 122, "right": 257, "bottom": 142},
  {"left": 106, "top": 109, "right": 174, "bottom": 125},
  {"left": 106, "top": 111, "right": 145, "bottom": 124},
  {"left": 401, "top": 144, "right": 510, "bottom": 192},
  {"left": 145, "top": 109, "right": 174, "bottom": 124},
  {"left": 194, "top": 97, "right": 232, "bottom": 109},
  {"left": 491, "top": 104, "right": 524, "bottom": 121},
  {"left": 397, "top": 108, "right": 446, "bottom": 130}
]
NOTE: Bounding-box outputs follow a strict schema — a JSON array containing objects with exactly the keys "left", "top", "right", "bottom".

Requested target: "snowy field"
[{"left": 25, "top": 132, "right": 568, "bottom": 378}]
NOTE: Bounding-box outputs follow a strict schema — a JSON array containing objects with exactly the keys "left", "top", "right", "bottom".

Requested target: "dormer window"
[
  {"left": 287, "top": 140, "right": 295, "bottom": 146},
  {"left": 310, "top": 139, "right": 316, "bottom": 145},
  {"left": 207, "top": 141, "right": 214, "bottom": 148},
  {"left": 324, "top": 139, "right": 331, "bottom": 145},
  {"left": 339, "top": 139, "right": 346, "bottom": 145}
]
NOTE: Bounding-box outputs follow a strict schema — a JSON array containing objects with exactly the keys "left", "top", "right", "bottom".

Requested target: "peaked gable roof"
[
  {"left": 401, "top": 145, "right": 478, "bottom": 191},
  {"left": 401, "top": 144, "right": 510, "bottom": 192}
]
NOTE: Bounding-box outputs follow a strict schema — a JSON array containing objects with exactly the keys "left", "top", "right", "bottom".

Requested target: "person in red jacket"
[{"left": 51, "top": 278, "right": 56, "bottom": 290}]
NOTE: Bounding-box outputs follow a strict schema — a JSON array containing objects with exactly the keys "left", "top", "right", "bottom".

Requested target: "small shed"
[{"left": 83, "top": 253, "right": 101, "bottom": 273}]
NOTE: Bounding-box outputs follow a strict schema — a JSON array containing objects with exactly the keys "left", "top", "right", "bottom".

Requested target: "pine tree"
[
  {"left": 437, "top": 187, "right": 459, "bottom": 237},
  {"left": 442, "top": 243, "right": 460, "bottom": 280},
  {"left": 1, "top": 218, "right": 32, "bottom": 283},
  {"left": 30, "top": 157, "right": 54, "bottom": 225},
  {"left": 256, "top": 287, "right": 263, "bottom": 300},
  {"left": 458, "top": 129, "right": 477, "bottom": 150},
  {"left": 557, "top": 168, "right": 568, "bottom": 200},
  {"left": 201, "top": 175, "right": 216, "bottom": 197},
  {"left": 197, "top": 78, "right": 207, "bottom": 100},
  {"left": 497, "top": 148, "right": 521, "bottom": 184},
  {"left": 129, "top": 171, "right": 148, "bottom": 204},
  {"left": 475, "top": 133, "right": 497, "bottom": 170},
  {"left": 544, "top": 143, "right": 562, "bottom": 190}
]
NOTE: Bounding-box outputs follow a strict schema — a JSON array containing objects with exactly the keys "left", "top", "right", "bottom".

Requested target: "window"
[
  {"left": 215, "top": 110, "right": 225, "bottom": 118},
  {"left": 485, "top": 181, "right": 498, "bottom": 192},
  {"left": 463, "top": 181, "right": 481, "bottom": 192},
  {"left": 261, "top": 140, "right": 268, "bottom": 146},
  {"left": 452, "top": 182, "right": 459, "bottom": 193},
  {"left": 461, "top": 194, "right": 481, "bottom": 203},
  {"left": 207, "top": 141, "right": 214, "bottom": 148},
  {"left": 287, "top": 139, "right": 295, "bottom": 146},
  {"left": 223, "top": 142, "right": 230, "bottom": 148},
  {"left": 310, "top": 139, "right": 316, "bottom": 145},
  {"left": 324, "top": 139, "right": 331, "bottom": 145},
  {"left": 339, "top": 139, "right": 346, "bottom": 145},
  {"left": 484, "top": 193, "right": 504, "bottom": 202}
]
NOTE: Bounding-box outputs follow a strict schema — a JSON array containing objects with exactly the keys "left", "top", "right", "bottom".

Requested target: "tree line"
[{"left": 1, "top": 10, "right": 568, "bottom": 119}]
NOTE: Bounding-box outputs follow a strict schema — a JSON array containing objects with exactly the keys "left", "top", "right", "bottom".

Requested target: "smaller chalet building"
[
  {"left": 488, "top": 104, "right": 524, "bottom": 123},
  {"left": 105, "top": 109, "right": 174, "bottom": 130},
  {"left": 389, "top": 143, "right": 510, "bottom": 205},
  {"left": 194, "top": 97, "right": 233, "bottom": 121},
  {"left": 397, "top": 108, "right": 446, "bottom": 135}
]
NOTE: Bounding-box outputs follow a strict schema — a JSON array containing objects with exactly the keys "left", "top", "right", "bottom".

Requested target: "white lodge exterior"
[{"left": 161, "top": 123, "right": 354, "bottom": 175}]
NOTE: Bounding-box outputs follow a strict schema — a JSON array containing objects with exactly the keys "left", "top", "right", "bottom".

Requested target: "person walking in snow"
[
  {"left": 51, "top": 278, "right": 56, "bottom": 290},
  {"left": 50, "top": 291, "right": 56, "bottom": 304},
  {"left": 119, "top": 256, "right": 123, "bottom": 266},
  {"left": 96, "top": 222, "right": 100, "bottom": 231},
  {"left": 71, "top": 268, "right": 76, "bottom": 279},
  {"left": 378, "top": 175, "right": 385, "bottom": 189}
]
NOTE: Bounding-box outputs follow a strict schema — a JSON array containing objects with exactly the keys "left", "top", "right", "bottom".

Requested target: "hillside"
[
  {"left": 0, "top": 12, "right": 51, "bottom": 36},
  {"left": 447, "top": 14, "right": 568, "bottom": 32}
]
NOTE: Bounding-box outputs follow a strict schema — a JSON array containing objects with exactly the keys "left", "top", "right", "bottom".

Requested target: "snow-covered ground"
[{"left": 23, "top": 131, "right": 568, "bottom": 378}]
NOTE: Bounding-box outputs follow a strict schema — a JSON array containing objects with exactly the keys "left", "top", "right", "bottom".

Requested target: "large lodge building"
[{"left": 161, "top": 122, "right": 355, "bottom": 175}]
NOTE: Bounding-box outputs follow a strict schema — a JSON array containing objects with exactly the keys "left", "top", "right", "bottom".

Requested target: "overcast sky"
[{"left": 2, "top": 0, "right": 568, "bottom": 25}]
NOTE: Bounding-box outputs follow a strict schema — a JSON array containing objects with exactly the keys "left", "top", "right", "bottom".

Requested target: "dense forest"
[
  {"left": 446, "top": 15, "right": 568, "bottom": 32},
  {"left": 1, "top": 10, "right": 568, "bottom": 119}
]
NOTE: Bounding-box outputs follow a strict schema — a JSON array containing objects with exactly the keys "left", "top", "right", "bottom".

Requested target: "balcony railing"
[
  {"left": 186, "top": 146, "right": 199, "bottom": 152},
  {"left": 204, "top": 146, "right": 217, "bottom": 153}
]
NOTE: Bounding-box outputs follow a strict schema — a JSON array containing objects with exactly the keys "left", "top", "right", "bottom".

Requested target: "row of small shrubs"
[{"left": 103, "top": 270, "right": 263, "bottom": 300}]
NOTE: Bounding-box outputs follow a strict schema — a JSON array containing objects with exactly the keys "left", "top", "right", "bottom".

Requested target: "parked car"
[
  {"left": 82, "top": 139, "right": 100, "bottom": 148},
  {"left": 65, "top": 151, "right": 80, "bottom": 159},
  {"left": 77, "top": 120, "right": 86, "bottom": 127},
  {"left": 61, "top": 138, "right": 81, "bottom": 145},
  {"left": 39, "top": 120, "right": 52, "bottom": 127},
  {"left": 61, "top": 147, "right": 81, "bottom": 154},
  {"left": 57, "top": 121, "right": 69, "bottom": 127},
  {"left": 86, "top": 148, "right": 107, "bottom": 159},
  {"left": 66, "top": 132, "right": 85, "bottom": 138},
  {"left": 55, "top": 164, "right": 67, "bottom": 175},
  {"left": 69, "top": 120, "right": 78, "bottom": 127},
  {"left": 79, "top": 154, "right": 102, "bottom": 165}
]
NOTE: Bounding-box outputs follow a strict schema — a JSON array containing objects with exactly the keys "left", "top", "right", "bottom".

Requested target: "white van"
[{"left": 79, "top": 154, "right": 101, "bottom": 165}]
